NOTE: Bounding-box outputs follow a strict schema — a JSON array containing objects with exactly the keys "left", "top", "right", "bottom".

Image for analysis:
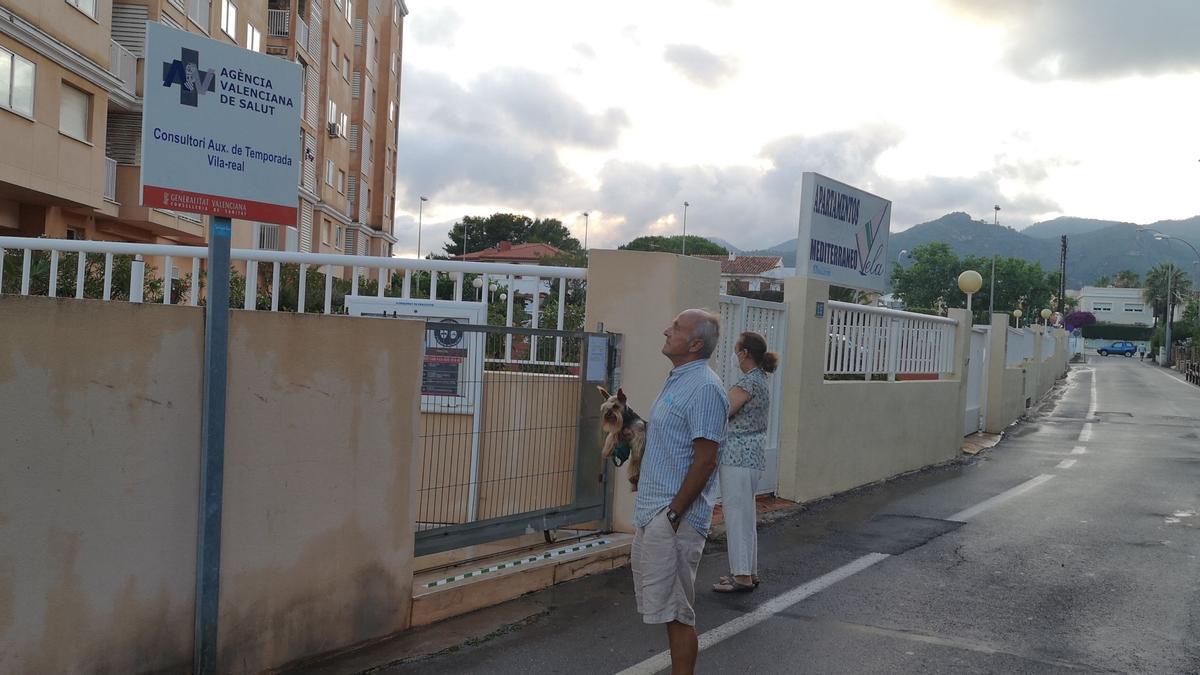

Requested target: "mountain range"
[{"left": 724, "top": 213, "right": 1200, "bottom": 289}]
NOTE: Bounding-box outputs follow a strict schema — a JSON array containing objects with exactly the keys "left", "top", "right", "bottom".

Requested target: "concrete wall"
[
  {"left": 984, "top": 318, "right": 1070, "bottom": 433},
  {"left": 0, "top": 296, "right": 423, "bottom": 674},
  {"left": 776, "top": 277, "right": 971, "bottom": 503},
  {"left": 583, "top": 250, "right": 720, "bottom": 532}
]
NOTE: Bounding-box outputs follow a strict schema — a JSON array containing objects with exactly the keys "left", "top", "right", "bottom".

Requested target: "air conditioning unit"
[{"left": 327, "top": 122, "right": 340, "bottom": 137}]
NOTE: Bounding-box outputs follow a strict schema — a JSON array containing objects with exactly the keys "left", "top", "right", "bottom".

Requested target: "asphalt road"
[{"left": 387, "top": 357, "right": 1200, "bottom": 674}]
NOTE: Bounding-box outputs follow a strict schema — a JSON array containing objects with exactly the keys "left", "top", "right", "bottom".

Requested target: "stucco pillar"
[
  {"left": 775, "top": 276, "right": 829, "bottom": 502},
  {"left": 984, "top": 313, "right": 1010, "bottom": 434},
  {"left": 583, "top": 250, "right": 721, "bottom": 533},
  {"left": 948, "top": 308, "right": 973, "bottom": 441}
]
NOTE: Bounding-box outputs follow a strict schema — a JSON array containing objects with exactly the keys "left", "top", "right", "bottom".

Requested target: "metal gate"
[
  {"left": 964, "top": 326, "right": 989, "bottom": 436},
  {"left": 715, "top": 295, "right": 788, "bottom": 494},
  {"left": 414, "top": 323, "right": 616, "bottom": 556}
]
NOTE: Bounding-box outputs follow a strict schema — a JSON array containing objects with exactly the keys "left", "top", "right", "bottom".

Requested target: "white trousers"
[{"left": 719, "top": 463, "right": 760, "bottom": 577}]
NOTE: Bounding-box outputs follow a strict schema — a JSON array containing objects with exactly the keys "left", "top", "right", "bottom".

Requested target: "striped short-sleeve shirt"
[{"left": 634, "top": 359, "right": 730, "bottom": 535}]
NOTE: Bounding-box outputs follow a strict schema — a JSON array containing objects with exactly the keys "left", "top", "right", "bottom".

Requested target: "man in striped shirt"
[{"left": 631, "top": 308, "right": 729, "bottom": 674}]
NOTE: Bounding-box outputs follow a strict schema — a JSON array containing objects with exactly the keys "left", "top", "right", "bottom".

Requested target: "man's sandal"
[{"left": 717, "top": 574, "right": 760, "bottom": 588}]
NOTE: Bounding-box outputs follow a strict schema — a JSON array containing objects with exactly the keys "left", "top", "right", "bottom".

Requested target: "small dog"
[{"left": 598, "top": 387, "right": 647, "bottom": 490}]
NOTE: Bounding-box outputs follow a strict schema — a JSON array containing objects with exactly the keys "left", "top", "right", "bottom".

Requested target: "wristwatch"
[{"left": 666, "top": 509, "right": 681, "bottom": 526}]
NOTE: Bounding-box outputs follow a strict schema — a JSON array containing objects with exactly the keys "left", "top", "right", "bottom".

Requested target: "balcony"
[
  {"left": 267, "top": 9, "right": 290, "bottom": 37},
  {"left": 257, "top": 223, "right": 280, "bottom": 250},
  {"left": 296, "top": 16, "right": 309, "bottom": 53},
  {"left": 109, "top": 40, "right": 137, "bottom": 95}
]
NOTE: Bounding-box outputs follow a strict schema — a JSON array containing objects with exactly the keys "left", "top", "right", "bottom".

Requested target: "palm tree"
[
  {"left": 1095, "top": 275, "right": 1112, "bottom": 287},
  {"left": 1144, "top": 263, "right": 1193, "bottom": 324},
  {"left": 1114, "top": 269, "right": 1141, "bottom": 288}
]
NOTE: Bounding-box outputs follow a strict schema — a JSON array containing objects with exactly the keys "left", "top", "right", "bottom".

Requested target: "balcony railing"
[
  {"left": 257, "top": 223, "right": 280, "bottom": 250},
  {"left": 267, "top": 9, "right": 290, "bottom": 37},
  {"left": 103, "top": 157, "right": 117, "bottom": 203},
  {"left": 109, "top": 40, "right": 137, "bottom": 95}
]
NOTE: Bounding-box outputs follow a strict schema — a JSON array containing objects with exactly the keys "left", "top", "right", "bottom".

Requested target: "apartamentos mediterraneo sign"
[
  {"left": 795, "top": 172, "right": 892, "bottom": 294},
  {"left": 140, "top": 21, "right": 302, "bottom": 225}
]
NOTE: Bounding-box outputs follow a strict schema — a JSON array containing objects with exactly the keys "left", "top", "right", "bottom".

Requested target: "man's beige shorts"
[{"left": 631, "top": 508, "right": 707, "bottom": 625}]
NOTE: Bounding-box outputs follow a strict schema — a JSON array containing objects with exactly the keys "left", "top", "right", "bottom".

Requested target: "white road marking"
[
  {"left": 615, "top": 473, "right": 1059, "bottom": 675},
  {"left": 948, "top": 474, "right": 1056, "bottom": 522},
  {"left": 1088, "top": 370, "right": 1098, "bottom": 416},
  {"left": 1056, "top": 459, "right": 1077, "bottom": 469},
  {"left": 614, "top": 553, "right": 891, "bottom": 675},
  {"left": 1078, "top": 423, "right": 1094, "bottom": 442},
  {"left": 1071, "top": 446, "right": 1087, "bottom": 455}
]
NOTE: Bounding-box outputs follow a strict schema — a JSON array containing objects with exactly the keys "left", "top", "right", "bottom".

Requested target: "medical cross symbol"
[{"left": 162, "top": 47, "right": 216, "bottom": 107}]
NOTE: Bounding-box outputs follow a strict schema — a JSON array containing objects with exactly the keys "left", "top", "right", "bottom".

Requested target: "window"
[
  {"left": 393, "top": 1, "right": 399, "bottom": 24},
  {"left": 0, "top": 48, "right": 35, "bottom": 118},
  {"left": 1092, "top": 302, "right": 1113, "bottom": 312},
  {"left": 323, "top": 218, "right": 332, "bottom": 243},
  {"left": 245, "top": 24, "right": 261, "bottom": 52},
  {"left": 325, "top": 159, "right": 335, "bottom": 186},
  {"left": 327, "top": 99, "right": 337, "bottom": 124},
  {"left": 221, "top": 0, "right": 237, "bottom": 39},
  {"left": 340, "top": 112, "right": 349, "bottom": 136},
  {"left": 331, "top": 40, "right": 339, "bottom": 66},
  {"left": 388, "top": 102, "right": 395, "bottom": 123},
  {"left": 335, "top": 225, "right": 343, "bottom": 248},
  {"left": 346, "top": 0, "right": 353, "bottom": 25},
  {"left": 366, "top": 187, "right": 371, "bottom": 208},
  {"left": 337, "top": 169, "right": 345, "bottom": 193},
  {"left": 383, "top": 198, "right": 390, "bottom": 218},
  {"left": 369, "top": 86, "right": 376, "bottom": 114},
  {"left": 66, "top": 0, "right": 97, "bottom": 19},
  {"left": 59, "top": 83, "right": 91, "bottom": 142},
  {"left": 187, "top": 0, "right": 208, "bottom": 31},
  {"left": 1124, "top": 303, "right": 1145, "bottom": 313},
  {"left": 342, "top": 55, "right": 351, "bottom": 81},
  {"left": 392, "top": 53, "right": 399, "bottom": 75}
]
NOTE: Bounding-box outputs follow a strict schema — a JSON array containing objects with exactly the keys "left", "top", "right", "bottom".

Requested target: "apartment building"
[{"left": 0, "top": 0, "right": 405, "bottom": 257}]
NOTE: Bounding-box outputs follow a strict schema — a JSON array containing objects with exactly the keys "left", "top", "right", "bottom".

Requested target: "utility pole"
[
  {"left": 681, "top": 201, "right": 690, "bottom": 255},
  {"left": 582, "top": 211, "right": 589, "bottom": 250},
  {"left": 1059, "top": 235, "right": 1068, "bottom": 315},
  {"left": 1164, "top": 262, "right": 1175, "bottom": 366},
  {"left": 989, "top": 205, "right": 1000, "bottom": 324}
]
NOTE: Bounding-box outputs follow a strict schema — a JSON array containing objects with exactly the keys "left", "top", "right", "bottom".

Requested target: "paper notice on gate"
[{"left": 586, "top": 336, "right": 608, "bottom": 383}]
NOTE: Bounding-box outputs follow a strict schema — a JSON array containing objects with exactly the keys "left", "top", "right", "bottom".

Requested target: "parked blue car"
[{"left": 1097, "top": 341, "right": 1137, "bottom": 357}]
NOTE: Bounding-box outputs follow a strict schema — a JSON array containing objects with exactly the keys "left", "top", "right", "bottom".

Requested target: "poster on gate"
[{"left": 344, "top": 297, "right": 486, "bottom": 414}]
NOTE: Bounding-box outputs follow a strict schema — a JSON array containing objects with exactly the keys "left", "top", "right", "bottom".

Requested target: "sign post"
[
  {"left": 794, "top": 172, "right": 892, "bottom": 294},
  {"left": 141, "top": 21, "right": 301, "bottom": 674}
]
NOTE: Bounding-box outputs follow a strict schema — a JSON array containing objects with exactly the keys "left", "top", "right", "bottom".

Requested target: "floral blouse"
[{"left": 719, "top": 368, "right": 769, "bottom": 470}]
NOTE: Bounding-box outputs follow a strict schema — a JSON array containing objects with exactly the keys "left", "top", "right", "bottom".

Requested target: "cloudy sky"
[{"left": 392, "top": 0, "right": 1200, "bottom": 255}]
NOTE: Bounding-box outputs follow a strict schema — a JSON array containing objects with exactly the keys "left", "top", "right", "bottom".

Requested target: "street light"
[
  {"left": 1040, "top": 308, "right": 1052, "bottom": 327},
  {"left": 581, "top": 211, "right": 590, "bottom": 251},
  {"left": 896, "top": 249, "right": 911, "bottom": 265},
  {"left": 990, "top": 205, "right": 1000, "bottom": 325},
  {"left": 958, "top": 270, "right": 983, "bottom": 314},
  {"left": 1012, "top": 308, "right": 1023, "bottom": 328},
  {"left": 416, "top": 196, "right": 428, "bottom": 295},
  {"left": 681, "top": 201, "right": 690, "bottom": 255},
  {"left": 1138, "top": 227, "right": 1200, "bottom": 366},
  {"left": 472, "top": 275, "right": 484, "bottom": 301}
]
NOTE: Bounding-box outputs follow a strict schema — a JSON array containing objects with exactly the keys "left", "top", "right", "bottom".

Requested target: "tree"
[
  {"left": 1064, "top": 311, "right": 1097, "bottom": 332},
  {"left": 442, "top": 213, "right": 581, "bottom": 256},
  {"left": 890, "top": 242, "right": 961, "bottom": 313},
  {"left": 1143, "top": 262, "right": 1193, "bottom": 325},
  {"left": 1113, "top": 270, "right": 1141, "bottom": 288},
  {"left": 618, "top": 235, "right": 727, "bottom": 256},
  {"left": 1095, "top": 275, "right": 1111, "bottom": 287}
]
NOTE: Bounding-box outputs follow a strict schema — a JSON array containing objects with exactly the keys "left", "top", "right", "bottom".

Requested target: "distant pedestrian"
[
  {"left": 631, "top": 308, "right": 728, "bottom": 675},
  {"left": 712, "top": 331, "right": 778, "bottom": 594}
]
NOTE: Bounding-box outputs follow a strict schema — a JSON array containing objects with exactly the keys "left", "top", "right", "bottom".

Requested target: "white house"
[
  {"left": 697, "top": 255, "right": 785, "bottom": 294},
  {"left": 1074, "top": 286, "right": 1157, "bottom": 325}
]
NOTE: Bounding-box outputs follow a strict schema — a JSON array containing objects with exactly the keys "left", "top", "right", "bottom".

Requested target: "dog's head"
[{"left": 598, "top": 386, "right": 629, "bottom": 434}]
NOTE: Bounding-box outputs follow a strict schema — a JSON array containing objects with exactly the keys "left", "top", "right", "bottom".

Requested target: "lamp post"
[
  {"left": 1139, "top": 228, "right": 1200, "bottom": 366},
  {"left": 1040, "top": 308, "right": 1052, "bottom": 327},
  {"left": 416, "top": 196, "right": 428, "bottom": 295},
  {"left": 896, "top": 249, "right": 911, "bottom": 265},
  {"left": 958, "top": 270, "right": 983, "bottom": 315},
  {"left": 681, "top": 201, "right": 690, "bottom": 255},
  {"left": 1012, "top": 309, "right": 1023, "bottom": 328},
  {"left": 581, "top": 211, "right": 590, "bottom": 251},
  {"left": 472, "top": 275, "right": 484, "bottom": 301}
]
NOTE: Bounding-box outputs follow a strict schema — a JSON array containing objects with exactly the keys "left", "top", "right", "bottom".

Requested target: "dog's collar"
[{"left": 611, "top": 439, "right": 632, "bottom": 466}]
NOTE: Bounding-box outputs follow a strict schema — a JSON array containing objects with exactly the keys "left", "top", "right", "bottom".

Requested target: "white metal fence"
[
  {"left": 0, "top": 238, "right": 585, "bottom": 347},
  {"left": 824, "top": 302, "right": 958, "bottom": 378},
  {"left": 1006, "top": 328, "right": 1034, "bottom": 367},
  {"left": 714, "top": 295, "right": 788, "bottom": 494},
  {"left": 109, "top": 40, "right": 137, "bottom": 94},
  {"left": 267, "top": 9, "right": 290, "bottom": 36},
  {"left": 103, "top": 158, "right": 118, "bottom": 203}
]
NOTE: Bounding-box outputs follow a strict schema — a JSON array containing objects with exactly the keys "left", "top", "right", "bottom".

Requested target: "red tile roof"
[
  {"left": 696, "top": 255, "right": 782, "bottom": 276},
  {"left": 454, "top": 241, "right": 565, "bottom": 262}
]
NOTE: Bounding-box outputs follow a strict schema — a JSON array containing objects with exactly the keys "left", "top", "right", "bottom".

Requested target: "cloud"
[
  {"left": 573, "top": 43, "right": 596, "bottom": 59},
  {"left": 663, "top": 44, "right": 739, "bottom": 88},
  {"left": 409, "top": 5, "right": 464, "bottom": 46},
  {"left": 395, "top": 68, "right": 626, "bottom": 209},
  {"left": 941, "top": 0, "right": 1200, "bottom": 80}
]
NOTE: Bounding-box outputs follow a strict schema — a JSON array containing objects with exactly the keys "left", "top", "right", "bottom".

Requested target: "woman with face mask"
[{"left": 711, "top": 331, "right": 778, "bottom": 593}]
